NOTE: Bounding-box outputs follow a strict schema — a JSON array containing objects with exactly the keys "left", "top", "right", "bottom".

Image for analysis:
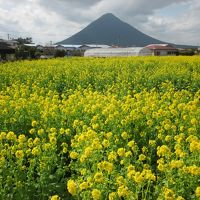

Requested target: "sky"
[{"left": 0, "top": 0, "right": 199, "bottom": 46}]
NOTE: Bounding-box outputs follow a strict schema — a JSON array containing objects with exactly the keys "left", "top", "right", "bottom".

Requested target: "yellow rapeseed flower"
[
  {"left": 31, "top": 120, "right": 37, "bottom": 127},
  {"left": 190, "top": 140, "right": 200, "bottom": 152},
  {"left": 117, "top": 185, "right": 129, "bottom": 197},
  {"left": 94, "top": 172, "right": 104, "bottom": 183},
  {"left": 176, "top": 196, "right": 185, "bottom": 200},
  {"left": 157, "top": 145, "right": 171, "bottom": 157},
  {"left": 191, "top": 118, "right": 198, "bottom": 125},
  {"left": 32, "top": 147, "right": 40, "bottom": 156},
  {"left": 139, "top": 154, "right": 146, "bottom": 161},
  {"left": 84, "top": 146, "right": 93, "bottom": 157},
  {"left": 37, "top": 129, "right": 44, "bottom": 135},
  {"left": 50, "top": 195, "right": 60, "bottom": 200},
  {"left": 108, "top": 151, "right": 117, "bottom": 161},
  {"left": 127, "top": 140, "right": 135, "bottom": 148},
  {"left": 195, "top": 187, "right": 200, "bottom": 198},
  {"left": 18, "top": 134, "right": 26, "bottom": 143},
  {"left": 69, "top": 151, "right": 78, "bottom": 159},
  {"left": 121, "top": 132, "right": 128, "bottom": 139},
  {"left": 109, "top": 192, "right": 117, "bottom": 200},
  {"left": 117, "top": 148, "right": 125, "bottom": 157},
  {"left": 67, "top": 179, "right": 77, "bottom": 196},
  {"left": 29, "top": 128, "right": 35, "bottom": 135},
  {"left": 105, "top": 132, "right": 112, "bottom": 139},
  {"left": 169, "top": 160, "right": 184, "bottom": 169},
  {"left": 163, "top": 187, "right": 175, "bottom": 200},
  {"left": 91, "top": 189, "right": 101, "bottom": 200},
  {"left": 15, "top": 150, "right": 24, "bottom": 159},
  {"left": 102, "top": 139, "right": 110, "bottom": 148},
  {"left": 6, "top": 131, "right": 16, "bottom": 140},
  {"left": 79, "top": 181, "right": 89, "bottom": 191}
]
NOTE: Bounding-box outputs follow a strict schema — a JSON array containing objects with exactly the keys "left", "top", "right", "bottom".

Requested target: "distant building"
[
  {"left": 146, "top": 44, "right": 178, "bottom": 56},
  {"left": 0, "top": 39, "right": 18, "bottom": 61},
  {"left": 79, "top": 44, "right": 110, "bottom": 51},
  {"left": 36, "top": 45, "right": 45, "bottom": 51},
  {"left": 55, "top": 44, "right": 81, "bottom": 51},
  {"left": 54, "top": 44, "right": 110, "bottom": 51},
  {"left": 84, "top": 47, "right": 152, "bottom": 57}
]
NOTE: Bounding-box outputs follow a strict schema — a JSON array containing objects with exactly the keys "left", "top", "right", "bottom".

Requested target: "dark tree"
[
  {"left": 16, "top": 37, "right": 33, "bottom": 45},
  {"left": 54, "top": 50, "right": 66, "bottom": 57}
]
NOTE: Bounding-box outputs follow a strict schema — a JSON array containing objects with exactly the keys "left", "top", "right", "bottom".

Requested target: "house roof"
[
  {"left": 55, "top": 44, "right": 82, "bottom": 48},
  {"left": 84, "top": 47, "right": 152, "bottom": 57},
  {"left": 0, "top": 42, "right": 15, "bottom": 54},
  {"left": 146, "top": 44, "right": 177, "bottom": 50},
  {"left": 24, "top": 43, "right": 38, "bottom": 47},
  {"left": 81, "top": 44, "right": 110, "bottom": 48},
  {"left": 0, "top": 42, "right": 15, "bottom": 50}
]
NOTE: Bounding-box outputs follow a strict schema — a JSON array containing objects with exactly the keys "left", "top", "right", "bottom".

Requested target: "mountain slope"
[{"left": 57, "top": 13, "right": 165, "bottom": 47}]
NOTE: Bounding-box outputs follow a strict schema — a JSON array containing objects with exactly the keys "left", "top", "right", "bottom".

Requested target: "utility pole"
[{"left": 118, "top": 35, "right": 121, "bottom": 47}]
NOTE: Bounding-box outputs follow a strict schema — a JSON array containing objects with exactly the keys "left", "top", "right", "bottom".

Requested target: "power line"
[{"left": 0, "top": 30, "right": 72, "bottom": 37}]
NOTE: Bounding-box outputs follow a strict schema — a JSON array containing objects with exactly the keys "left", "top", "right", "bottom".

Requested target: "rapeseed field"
[{"left": 0, "top": 57, "right": 199, "bottom": 199}]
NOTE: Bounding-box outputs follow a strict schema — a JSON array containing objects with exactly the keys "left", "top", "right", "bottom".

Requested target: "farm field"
[{"left": 0, "top": 57, "right": 200, "bottom": 200}]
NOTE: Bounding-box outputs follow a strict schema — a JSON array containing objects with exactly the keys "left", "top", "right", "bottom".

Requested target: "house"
[
  {"left": 84, "top": 47, "right": 152, "bottom": 57},
  {"left": 4, "top": 39, "right": 18, "bottom": 49},
  {"left": 145, "top": 44, "right": 178, "bottom": 56},
  {"left": 0, "top": 39, "right": 18, "bottom": 61},
  {"left": 36, "top": 45, "right": 45, "bottom": 51},
  {"left": 79, "top": 44, "right": 110, "bottom": 51},
  {"left": 55, "top": 44, "right": 81, "bottom": 51}
]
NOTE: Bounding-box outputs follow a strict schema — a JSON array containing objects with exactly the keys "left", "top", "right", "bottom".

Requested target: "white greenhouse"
[{"left": 84, "top": 47, "right": 152, "bottom": 57}]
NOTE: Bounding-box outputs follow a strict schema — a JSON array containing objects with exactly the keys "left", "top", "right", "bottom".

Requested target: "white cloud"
[{"left": 0, "top": 0, "right": 199, "bottom": 45}]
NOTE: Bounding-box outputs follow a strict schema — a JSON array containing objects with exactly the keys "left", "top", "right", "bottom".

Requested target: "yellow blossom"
[
  {"left": 29, "top": 128, "right": 35, "bottom": 135},
  {"left": 191, "top": 118, "right": 198, "bottom": 125},
  {"left": 163, "top": 187, "right": 175, "bottom": 200},
  {"left": 102, "top": 139, "right": 110, "bottom": 148},
  {"left": 169, "top": 160, "right": 184, "bottom": 169},
  {"left": 32, "top": 147, "right": 40, "bottom": 156},
  {"left": 149, "top": 140, "right": 156, "bottom": 146},
  {"left": 37, "top": 129, "right": 44, "bottom": 135},
  {"left": 190, "top": 140, "right": 200, "bottom": 152},
  {"left": 117, "top": 185, "right": 129, "bottom": 197},
  {"left": 116, "top": 176, "right": 125, "bottom": 186},
  {"left": 79, "top": 181, "right": 89, "bottom": 191},
  {"left": 117, "top": 148, "right": 125, "bottom": 157},
  {"left": 6, "top": 131, "right": 16, "bottom": 140},
  {"left": 105, "top": 132, "right": 113, "bottom": 139},
  {"left": 108, "top": 151, "right": 117, "bottom": 161},
  {"left": 18, "top": 134, "right": 26, "bottom": 143},
  {"left": 98, "top": 161, "right": 113, "bottom": 173},
  {"left": 109, "top": 192, "right": 117, "bottom": 200},
  {"left": 121, "top": 132, "right": 128, "bottom": 139},
  {"left": 91, "top": 189, "right": 101, "bottom": 200},
  {"left": 127, "top": 140, "right": 135, "bottom": 148},
  {"left": 139, "top": 154, "right": 146, "bottom": 161},
  {"left": 157, "top": 145, "right": 171, "bottom": 157},
  {"left": 69, "top": 151, "right": 78, "bottom": 159},
  {"left": 31, "top": 120, "right": 37, "bottom": 127},
  {"left": 15, "top": 150, "right": 24, "bottom": 159},
  {"left": 125, "top": 151, "right": 132, "bottom": 157},
  {"left": 94, "top": 172, "right": 104, "bottom": 183},
  {"left": 51, "top": 195, "right": 60, "bottom": 200},
  {"left": 195, "top": 187, "right": 200, "bottom": 198},
  {"left": 176, "top": 196, "right": 185, "bottom": 200},
  {"left": 67, "top": 179, "right": 77, "bottom": 196},
  {"left": 164, "top": 124, "right": 171, "bottom": 131}
]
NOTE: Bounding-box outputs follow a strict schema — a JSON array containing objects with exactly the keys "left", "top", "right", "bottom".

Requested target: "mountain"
[
  {"left": 57, "top": 13, "right": 166, "bottom": 47},
  {"left": 57, "top": 13, "right": 196, "bottom": 48}
]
